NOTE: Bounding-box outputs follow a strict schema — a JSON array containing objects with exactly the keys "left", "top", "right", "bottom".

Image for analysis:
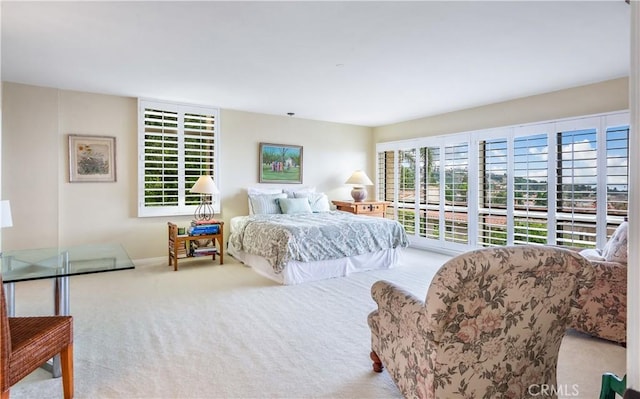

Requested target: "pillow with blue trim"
[{"left": 278, "top": 197, "right": 312, "bottom": 214}]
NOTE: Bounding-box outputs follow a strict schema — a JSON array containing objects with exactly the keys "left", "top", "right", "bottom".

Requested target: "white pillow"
[
  {"left": 247, "top": 187, "right": 283, "bottom": 214},
  {"left": 249, "top": 193, "right": 287, "bottom": 215},
  {"left": 284, "top": 186, "right": 316, "bottom": 198},
  {"left": 294, "top": 192, "right": 330, "bottom": 212},
  {"left": 278, "top": 197, "right": 312, "bottom": 214},
  {"left": 602, "top": 222, "right": 628, "bottom": 264},
  {"left": 579, "top": 248, "right": 605, "bottom": 262},
  {"left": 248, "top": 187, "right": 283, "bottom": 196}
]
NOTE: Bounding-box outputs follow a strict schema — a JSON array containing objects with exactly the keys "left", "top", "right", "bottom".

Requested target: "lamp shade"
[
  {"left": 345, "top": 170, "right": 373, "bottom": 186},
  {"left": 190, "top": 176, "right": 220, "bottom": 194},
  {"left": 1, "top": 200, "right": 13, "bottom": 228}
]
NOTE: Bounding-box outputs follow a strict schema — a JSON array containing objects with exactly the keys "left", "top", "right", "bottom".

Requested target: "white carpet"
[{"left": 10, "top": 248, "right": 625, "bottom": 399}]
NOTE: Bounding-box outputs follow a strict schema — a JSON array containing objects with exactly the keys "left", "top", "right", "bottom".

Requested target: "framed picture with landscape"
[
  {"left": 68, "top": 135, "right": 116, "bottom": 182},
  {"left": 259, "top": 143, "right": 303, "bottom": 184}
]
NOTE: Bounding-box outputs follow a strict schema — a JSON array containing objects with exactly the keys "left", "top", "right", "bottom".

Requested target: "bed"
[{"left": 227, "top": 189, "right": 408, "bottom": 284}]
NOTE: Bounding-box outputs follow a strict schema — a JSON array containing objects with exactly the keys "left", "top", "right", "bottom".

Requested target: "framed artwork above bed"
[{"left": 259, "top": 143, "right": 303, "bottom": 184}]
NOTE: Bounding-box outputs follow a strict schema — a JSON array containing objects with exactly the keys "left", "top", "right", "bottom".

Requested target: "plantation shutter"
[
  {"left": 478, "top": 138, "right": 508, "bottom": 247},
  {"left": 138, "top": 99, "right": 220, "bottom": 217},
  {"left": 443, "top": 142, "right": 469, "bottom": 245},
  {"left": 418, "top": 146, "right": 440, "bottom": 240},
  {"left": 397, "top": 149, "right": 417, "bottom": 235},
  {"left": 512, "top": 132, "right": 549, "bottom": 245},
  {"left": 377, "top": 150, "right": 395, "bottom": 218},
  {"left": 555, "top": 127, "right": 598, "bottom": 247},
  {"left": 605, "top": 124, "right": 629, "bottom": 239}
]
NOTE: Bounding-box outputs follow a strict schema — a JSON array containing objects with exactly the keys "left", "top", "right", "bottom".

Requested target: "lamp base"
[
  {"left": 194, "top": 195, "right": 215, "bottom": 221},
  {"left": 350, "top": 187, "right": 367, "bottom": 202}
]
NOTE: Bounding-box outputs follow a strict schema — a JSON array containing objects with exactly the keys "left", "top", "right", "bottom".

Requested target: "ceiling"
[{"left": 1, "top": 1, "right": 631, "bottom": 127}]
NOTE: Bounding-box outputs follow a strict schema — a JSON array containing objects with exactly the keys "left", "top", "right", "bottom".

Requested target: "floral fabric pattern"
[
  {"left": 368, "top": 245, "right": 594, "bottom": 399},
  {"left": 570, "top": 258, "right": 627, "bottom": 344}
]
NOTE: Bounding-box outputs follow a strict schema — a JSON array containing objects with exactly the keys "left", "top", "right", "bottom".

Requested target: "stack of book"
[
  {"left": 190, "top": 243, "right": 217, "bottom": 257},
  {"left": 187, "top": 219, "right": 220, "bottom": 236}
]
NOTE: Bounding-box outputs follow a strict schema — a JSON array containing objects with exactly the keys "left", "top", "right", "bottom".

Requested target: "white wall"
[{"left": 1, "top": 82, "right": 373, "bottom": 260}]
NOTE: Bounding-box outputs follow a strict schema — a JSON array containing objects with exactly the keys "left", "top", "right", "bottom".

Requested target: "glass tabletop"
[{"left": 1, "top": 243, "right": 135, "bottom": 283}]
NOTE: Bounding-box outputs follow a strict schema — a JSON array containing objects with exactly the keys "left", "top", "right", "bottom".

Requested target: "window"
[
  {"left": 138, "top": 99, "right": 220, "bottom": 217},
  {"left": 376, "top": 111, "right": 629, "bottom": 253}
]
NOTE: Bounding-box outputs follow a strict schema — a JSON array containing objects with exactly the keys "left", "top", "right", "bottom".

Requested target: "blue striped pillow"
[{"left": 249, "top": 193, "right": 287, "bottom": 214}]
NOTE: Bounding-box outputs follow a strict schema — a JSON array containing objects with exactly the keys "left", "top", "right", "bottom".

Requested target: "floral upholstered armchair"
[
  {"left": 570, "top": 221, "right": 628, "bottom": 344},
  {"left": 367, "top": 246, "right": 594, "bottom": 399}
]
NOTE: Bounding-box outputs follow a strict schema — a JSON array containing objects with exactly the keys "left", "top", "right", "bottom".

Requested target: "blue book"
[{"left": 188, "top": 225, "right": 219, "bottom": 235}]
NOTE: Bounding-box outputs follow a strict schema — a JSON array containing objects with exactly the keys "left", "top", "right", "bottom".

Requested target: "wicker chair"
[
  {"left": 368, "top": 245, "right": 594, "bottom": 399},
  {"left": 1, "top": 273, "right": 74, "bottom": 399}
]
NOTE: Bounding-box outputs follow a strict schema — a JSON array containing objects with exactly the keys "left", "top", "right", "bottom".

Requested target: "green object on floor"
[{"left": 600, "top": 373, "right": 626, "bottom": 399}]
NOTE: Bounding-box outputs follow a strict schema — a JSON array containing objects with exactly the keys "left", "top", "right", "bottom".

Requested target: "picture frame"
[
  {"left": 68, "top": 135, "right": 116, "bottom": 183},
  {"left": 259, "top": 143, "right": 303, "bottom": 184}
]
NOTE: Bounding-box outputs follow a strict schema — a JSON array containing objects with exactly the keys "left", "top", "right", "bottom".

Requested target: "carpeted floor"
[{"left": 10, "top": 247, "right": 625, "bottom": 399}]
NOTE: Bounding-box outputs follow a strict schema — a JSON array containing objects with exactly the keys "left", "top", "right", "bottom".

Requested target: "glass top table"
[
  {"left": 1, "top": 242, "right": 135, "bottom": 283},
  {"left": 1, "top": 243, "right": 134, "bottom": 378}
]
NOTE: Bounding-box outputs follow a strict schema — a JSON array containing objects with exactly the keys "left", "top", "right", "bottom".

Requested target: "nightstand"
[
  {"left": 331, "top": 200, "right": 389, "bottom": 218},
  {"left": 168, "top": 221, "right": 224, "bottom": 271}
]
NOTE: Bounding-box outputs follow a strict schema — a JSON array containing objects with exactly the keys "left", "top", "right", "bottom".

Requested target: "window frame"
[{"left": 137, "top": 98, "right": 220, "bottom": 218}]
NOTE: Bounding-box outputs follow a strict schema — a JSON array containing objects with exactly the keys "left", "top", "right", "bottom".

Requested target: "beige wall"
[
  {"left": 3, "top": 84, "right": 60, "bottom": 248},
  {"left": 1, "top": 82, "right": 373, "bottom": 260},
  {"left": 374, "top": 77, "right": 629, "bottom": 142}
]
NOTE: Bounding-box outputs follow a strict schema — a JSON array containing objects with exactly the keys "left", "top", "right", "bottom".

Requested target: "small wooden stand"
[{"left": 168, "top": 222, "right": 224, "bottom": 271}]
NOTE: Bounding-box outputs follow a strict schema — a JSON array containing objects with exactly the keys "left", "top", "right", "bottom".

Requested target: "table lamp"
[
  {"left": 189, "top": 176, "right": 219, "bottom": 221},
  {"left": 345, "top": 170, "right": 373, "bottom": 202}
]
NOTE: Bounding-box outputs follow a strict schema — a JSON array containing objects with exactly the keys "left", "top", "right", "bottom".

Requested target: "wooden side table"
[
  {"left": 168, "top": 222, "right": 224, "bottom": 271},
  {"left": 331, "top": 200, "right": 389, "bottom": 218}
]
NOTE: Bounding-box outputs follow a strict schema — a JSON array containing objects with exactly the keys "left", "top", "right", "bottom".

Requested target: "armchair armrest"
[
  {"left": 371, "top": 280, "right": 425, "bottom": 321},
  {"left": 589, "top": 260, "right": 627, "bottom": 282}
]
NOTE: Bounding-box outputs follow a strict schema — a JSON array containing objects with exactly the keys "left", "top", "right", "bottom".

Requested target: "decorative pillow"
[
  {"left": 247, "top": 187, "right": 283, "bottom": 214},
  {"left": 579, "top": 248, "right": 605, "bottom": 262},
  {"left": 294, "top": 192, "right": 330, "bottom": 212},
  {"left": 249, "top": 193, "right": 287, "bottom": 215},
  {"left": 278, "top": 197, "right": 312, "bottom": 214},
  {"left": 602, "top": 222, "right": 628, "bottom": 264},
  {"left": 284, "top": 186, "right": 316, "bottom": 198}
]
